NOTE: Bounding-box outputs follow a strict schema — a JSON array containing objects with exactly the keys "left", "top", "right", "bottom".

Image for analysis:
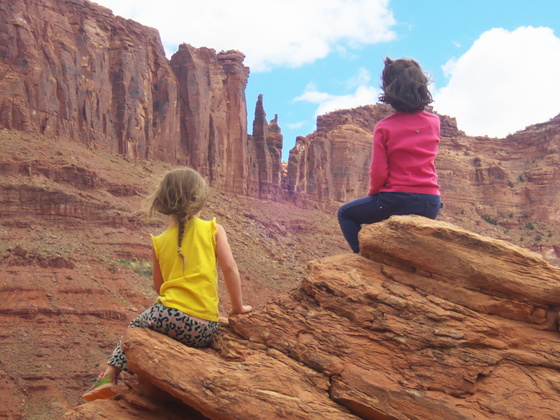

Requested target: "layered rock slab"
[
  {"left": 122, "top": 328, "right": 359, "bottom": 419},
  {"left": 232, "top": 217, "right": 560, "bottom": 419},
  {"left": 359, "top": 215, "right": 560, "bottom": 327},
  {"left": 70, "top": 216, "right": 560, "bottom": 419}
]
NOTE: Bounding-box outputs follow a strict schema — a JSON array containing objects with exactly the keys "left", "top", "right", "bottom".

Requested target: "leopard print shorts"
[{"left": 108, "top": 302, "right": 219, "bottom": 372}]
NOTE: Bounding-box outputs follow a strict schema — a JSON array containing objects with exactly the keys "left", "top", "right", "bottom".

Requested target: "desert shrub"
[
  {"left": 116, "top": 258, "right": 152, "bottom": 279},
  {"left": 481, "top": 214, "right": 497, "bottom": 225}
]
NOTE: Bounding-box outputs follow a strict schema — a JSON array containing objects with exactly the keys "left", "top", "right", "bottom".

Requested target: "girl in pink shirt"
[{"left": 338, "top": 58, "right": 442, "bottom": 253}]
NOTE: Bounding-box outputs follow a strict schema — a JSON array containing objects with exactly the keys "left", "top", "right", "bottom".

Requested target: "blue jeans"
[{"left": 337, "top": 192, "right": 442, "bottom": 253}]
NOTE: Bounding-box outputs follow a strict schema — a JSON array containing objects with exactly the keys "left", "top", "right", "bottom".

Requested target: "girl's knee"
[
  {"left": 337, "top": 205, "right": 345, "bottom": 220},
  {"left": 338, "top": 199, "right": 357, "bottom": 220}
]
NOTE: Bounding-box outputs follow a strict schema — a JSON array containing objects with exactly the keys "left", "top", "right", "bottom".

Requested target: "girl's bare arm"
[
  {"left": 215, "top": 223, "right": 252, "bottom": 315},
  {"left": 152, "top": 247, "right": 164, "bottom": 294}
]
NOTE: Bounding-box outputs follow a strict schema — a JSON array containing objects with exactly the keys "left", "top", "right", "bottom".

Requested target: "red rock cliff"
[
  {"left": 0, "top": 0, "right": 179, "bottom": 158},
  {"left": 251, "top": 94, "right": 283, "bottom": 199},
  {"left": 170, "top": 45, "right": 250, "bottom": 194},
  {"left": 0, "top": 0, "right": 270, "bottom": 195}
]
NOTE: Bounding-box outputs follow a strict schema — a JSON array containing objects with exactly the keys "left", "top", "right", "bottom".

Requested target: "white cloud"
[
  {"left": 344, "top": 67, "right": 372, "bottom": 89},
  {"left": 93, "top": 0, "right": 395, "bottom": 72},
  {"left": 286, "top": 121, "right": 306, "bottom": 130},
  {"left": 294, "top": 82, "right": 333, "bottom": 104},
  {"left": 434, "top": 26, "right": 560, "bottom": 137},
  {"left": 294, "top": 82, "right": 379, "bottom": 117}
]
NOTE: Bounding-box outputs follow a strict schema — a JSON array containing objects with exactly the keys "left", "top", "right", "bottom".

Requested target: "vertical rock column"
[
  {"left": 218, "top": 49, "right": 251, "bottom": 195},
  {"left": 267, "top": 114, "right": 284, "bottom": 196},
  {"left": 171, "top": 45, "right": 250, "bottom": 194},
  {"left": 251, "top": 94, "right": 273, "bottom": 198},
  {"left": 251, "top": 94, "right": 283, "bottom": 199}
]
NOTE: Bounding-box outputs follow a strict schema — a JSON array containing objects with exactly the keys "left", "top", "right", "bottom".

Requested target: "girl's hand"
[{"left": 230, "top": 305, "right": 253, "bottom": 315}]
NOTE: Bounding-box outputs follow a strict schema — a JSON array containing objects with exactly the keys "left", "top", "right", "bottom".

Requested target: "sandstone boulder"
[{"left": 66, "top": 216, "right": 560, "bottom": 419}]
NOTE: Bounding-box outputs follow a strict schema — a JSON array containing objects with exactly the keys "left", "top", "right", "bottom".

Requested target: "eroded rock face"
[
  {"left": 0, "top": 0, "right": 178, "bottom": 159},
  {"left": 170, "top": 45, "right": 250, "bottom": 194},
  {"left": 0, "top": 0, "right": 260, "bottom": 195},
  {"left": 66, "top": 216, "right": 560, "bottom": 420},
  {"left": 287, "top": 105, "right": 394, "bottom": 206},
  {"left": 251, "top": 95, "right": 284, "bottom": 199}
]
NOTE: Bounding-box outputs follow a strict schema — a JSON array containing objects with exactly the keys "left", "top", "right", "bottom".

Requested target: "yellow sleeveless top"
[{"left": 151, "top": 217, "right": 219, "bottom": 322}]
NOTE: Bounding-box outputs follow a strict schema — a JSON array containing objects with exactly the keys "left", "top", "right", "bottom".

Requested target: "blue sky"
[{"left": 94, "top": 0, "right": 560, "bottom": 161}]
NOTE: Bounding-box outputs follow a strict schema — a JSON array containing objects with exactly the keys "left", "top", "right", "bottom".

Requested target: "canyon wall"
[
  {"left": 0, "top": 0, "right": 179, "bottom": 158},
  {"left": 0, "top": 0, "right": 281, "bottom": 197},
  {"left": 169, "top": 45, "right": 251, "bottom": 194}
]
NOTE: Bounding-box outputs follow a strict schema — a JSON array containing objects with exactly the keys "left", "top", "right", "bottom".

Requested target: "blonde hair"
[{"left": 147, "top": 168, "right": 209, "bottom": 263}]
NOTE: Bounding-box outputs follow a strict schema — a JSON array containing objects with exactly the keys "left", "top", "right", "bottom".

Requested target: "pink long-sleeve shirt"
[{"left": 368, "top": 110, "right": 440, "bottom": 196}]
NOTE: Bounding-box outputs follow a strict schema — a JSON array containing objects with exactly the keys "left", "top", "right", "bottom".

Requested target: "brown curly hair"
[
  {"left": 378, "top": 57, "right": 433, "bottom": 113},
  {"left": 146, "top": 168, "right": 209, "bottom": 265}
]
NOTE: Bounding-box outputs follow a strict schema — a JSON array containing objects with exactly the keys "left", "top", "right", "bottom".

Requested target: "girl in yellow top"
[{"left": 83, "top": 168, "right": 252, "bottom": 402}]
